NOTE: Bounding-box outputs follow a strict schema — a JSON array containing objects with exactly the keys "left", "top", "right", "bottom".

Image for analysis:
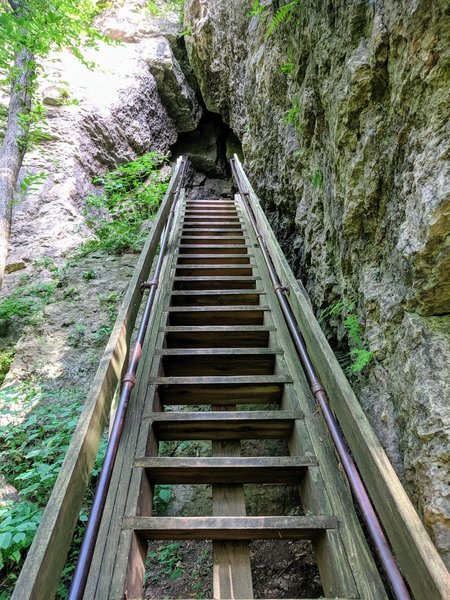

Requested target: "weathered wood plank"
[
  {"left": 166, "top": 307, "right": 267, "bottom": 326},
  {"left": 175, "top": 266, "right": 254, "bottom": 277},
  {"left": 178, "top": 244, "right": 249, "bottom": 254},
  {"left": 163, "top": 327, "right": 272, "bottom": 348},
  {"left": 212, "top": 427, "right": 253, "bottom": 598},
  {"left": 176, "top": 253, "right": 253, "bottom": 262},
  {"left": 180, "top": 236, "right": 247, "bottom": 245},
  {"left": 160, "top": 353, "right": 277, "bottom": 377},
  {"left": 122, "top": 516, "right": 338, "bottom": 540},
  {"left": 11, "top": 159, "right": 187, "bottom": 600},
  {"left": 145, "top": 410, "right": 301, "bottom": 440},
  {"left": 157, "top": 346, "right": 281, "bottom": 355},
  {"left": 232, "top": 155, "right": 450, "bottom": 599},
  {"left": 181, "top": 229, "right": 245, "bottom": 237},
  {"left": 183, "top": 222, "right": 241, "bottom": 228},
  {"left": 156, "top": 376, "right": 290, "bottom": 405},
  {"left": 170, "top": 293, "right": 263, "bottom": 308},
  {"left": 134, "top": 456, "right": 314, "bottom": 484}
]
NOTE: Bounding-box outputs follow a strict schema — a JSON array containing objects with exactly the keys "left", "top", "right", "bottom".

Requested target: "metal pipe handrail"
[
  {"left": 68, "top": 157, "right": 187, "bottom": 600},
  {"left": 230, "top": 157, "right": 411, "bottom": 600}
]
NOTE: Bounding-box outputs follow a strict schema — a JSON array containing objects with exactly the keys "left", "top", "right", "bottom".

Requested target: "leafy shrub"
[
  {"left": 0, "top": 501, "right": 41, "bottom": 574},
  {"left": 79, "top": 152, "right": 170, "bottom": 256},
  {"left": 0, "top": 384, "right": 106, "bottom": 597}
]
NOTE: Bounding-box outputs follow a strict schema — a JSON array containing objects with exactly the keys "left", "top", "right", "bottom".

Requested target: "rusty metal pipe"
[
  {"left": 68, "top": 158, "right": 187, "bottom": 600},
  {"left": 230, "top": 158, "right": 411, "bottom": 600}
]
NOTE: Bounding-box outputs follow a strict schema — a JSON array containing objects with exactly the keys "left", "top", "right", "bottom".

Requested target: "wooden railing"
[
  {"left": 12, "top": 157, "right": 186, "bottom": 600},
  {"left": 231, "top": 154, "right": 450, "bottom": 600}
]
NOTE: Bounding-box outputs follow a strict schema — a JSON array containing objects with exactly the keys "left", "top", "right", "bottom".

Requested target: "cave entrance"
[{"left": 171, "top": 111, "right": 242, "bottom": 178}]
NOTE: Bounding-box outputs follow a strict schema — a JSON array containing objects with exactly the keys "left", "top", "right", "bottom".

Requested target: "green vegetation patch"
[
  {"left": 0, "top": 281, "right": 56, "bottom": 326},
  {"left": 319, "top": 301, "right": 374, "bottom": 375},
  {"left": 248, "top": 0, "right": 302, "bottom": 37},
  {"left": 79, "top": 151, "right": 170, "bottom": 256},
  {"left": 0, "top": 383, "right": 106, "bottom": 597}
]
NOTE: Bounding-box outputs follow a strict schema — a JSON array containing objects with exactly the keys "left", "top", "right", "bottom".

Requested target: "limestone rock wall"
[
  {"left": 184, "top": 0, "right": 450, "bottom": 565},
  {"left": 1, "top": 0, "right": 199, "bottom": 391}
]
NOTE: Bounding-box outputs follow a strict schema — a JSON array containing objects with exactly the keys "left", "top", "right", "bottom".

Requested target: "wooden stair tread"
[
  {"left": 144, "top": 410, "right": 302, "bottom": 440},
  {"left": 157, "top": 347, "right": 281, "bottom": 356},
  {"left": 181, "top": 229, "right": 245, "bottom": 234},
  {"left": 170, "top": 289, "right": 263, "bottom": 295},
  {"left": 173, "top": 276, "right": 260, "bottom": 281},
  {"left": 161, "top": 325, "right": 275, "bottom": 332},
  {"left": 155, "top": 376, "right": 289, "bottom": 405},
  {"left": 178, "top": 245, "right": 250, "bottom": 253},
  {"left": 134, "top": 456, "right": 316, "bottom": 483},
  {"left": 153, "top": 375, "right": 292, "bottom": 384},
  {"left": 123, "top": 516, "right": 338, "bottom": 540},
  {"left": 176, "top": 254, "right": 254, "bottom": 259},
  {"left": 169, "top": 290, "right": 264, "bottom": 306},
  {"left": 146, "top": 409, "right": 302, "bottom": 420},
  {"left": 183, "top": 217, "right": 245, "bottom": 226},
  {"left": 181, "top": 237, "right": 247, "bottom": 242},
  {"left": 163, "top": 326, "right": 274, "bottom": 348},
  {"left": 175, "top": 267, "right": 254, "bottom": 277},
  {"left": 175, "top": 263, "right": 255, "bottom": 269},
  {"left": 166, "top": 305, "right": 269, "bottom": 313}
]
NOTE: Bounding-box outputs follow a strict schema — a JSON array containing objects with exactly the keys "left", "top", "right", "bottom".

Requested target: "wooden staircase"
[{"left": 83, "top": 194, "right": 387, "bottom": 599}]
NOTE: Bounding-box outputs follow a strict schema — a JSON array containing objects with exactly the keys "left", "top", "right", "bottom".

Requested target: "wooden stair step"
[
  {"left": 134, "top": 456, "right": 315, "bottom": 483},
  {"left": 154, "top": 375, "right": 291, "bottom": 405},
  {"left": 166, "top": 306, "right": 268, "bottom": 326},
  {"left": 144, "top": 410, "right": 303, "bottom": 440},
  {"left": 175, "top": 266, "right": 254, "bottom": 277},
  {"left": 170, "top": 290, "right": 263, "bottom": 306},
  {"left": 123, "top": 516, "right": 338, "bottom": 540},
  {"left": 178, "top": 245, "right": 249, "bottom": 254},
  {"left": 176, "top": 255, "right": 253, "bottom": 265},
  {"left": 159, "top": 348, "right": 281, "bottom": 377},
  {"left": 185, "top": 202, "right": 236, "bottom": 206},
  {"left": 180, "top": 237, "right": 247, "bottom": 245},
  {"left": 184, "top": 207, "right": 236, "bottom": 212},
  {"left": 183, "top": 222, "right": 242, "bottom": 228},
  {"left": 173, "top": 276, "right": 260, "bottom": 290},
  {"left": 183, "top": 218, "right": 241, "bottom": 227},
  {"left": 181, "top": 227, "right": 245, "bottom": 238},
  {"left": 162, "top": 325, "right": 274, "bottom": 348}
]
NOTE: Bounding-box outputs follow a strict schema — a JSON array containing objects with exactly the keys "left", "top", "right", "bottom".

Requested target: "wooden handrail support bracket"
[
  {"left": 232, "top": 154, "right": 450, "bottom": 600},
  {"left": 12, "top": 158, "right": 186, "bottom": 600}
]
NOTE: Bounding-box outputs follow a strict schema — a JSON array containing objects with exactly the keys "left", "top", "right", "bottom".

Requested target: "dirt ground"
[{"left": 144, "top": 538, "right": 323, "bottom": 599}]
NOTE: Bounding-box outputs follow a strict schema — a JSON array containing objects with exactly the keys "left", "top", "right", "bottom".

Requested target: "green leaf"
[
  {"left": 158, "top": 488, "right": 171, "bottom": 502},
  {"left": 0, "top": 532, "right": 12, "bottom": 550},
  {"left": 13, "top": 532, "right": 26, "bottom": 544}
]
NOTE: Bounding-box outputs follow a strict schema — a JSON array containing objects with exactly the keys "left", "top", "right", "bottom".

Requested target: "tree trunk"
[{"left": 0, "top": 47, "right": 34, "bottom": 287}]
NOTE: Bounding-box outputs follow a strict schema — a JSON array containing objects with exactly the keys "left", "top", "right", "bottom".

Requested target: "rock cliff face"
[
  {"left": 1, "top": 1, "right": 200, "bottom": 390},
  {"left": 184, "top": 0, "right": 450, "bottom": 565}
]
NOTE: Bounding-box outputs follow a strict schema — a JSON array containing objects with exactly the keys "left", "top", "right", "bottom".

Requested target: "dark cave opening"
[{"left": 171, "top": 111, "right": 243, "bottom": 178}]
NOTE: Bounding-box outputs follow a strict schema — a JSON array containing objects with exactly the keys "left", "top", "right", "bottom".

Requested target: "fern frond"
[{"left": 265, "top": 0, "right": 301, "bottom": 38}]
